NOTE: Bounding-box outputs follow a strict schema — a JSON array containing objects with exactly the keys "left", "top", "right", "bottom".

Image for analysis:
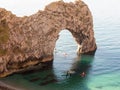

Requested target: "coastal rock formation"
[{"left": 0, "top": 0, "right": 97, "bottom": 77}]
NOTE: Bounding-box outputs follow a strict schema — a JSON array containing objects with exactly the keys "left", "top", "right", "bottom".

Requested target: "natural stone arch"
[
  {"left": 0, "top": 0, "right": 97, "bottom": 77},
  {"left": 43, "top": 0, "right": 97, "bottom": 55}
]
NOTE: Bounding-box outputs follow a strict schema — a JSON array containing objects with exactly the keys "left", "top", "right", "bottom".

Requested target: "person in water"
[
  {"left": 64, "top": 71, "right": 86, "bottom": 78},
  {"left": 66, "top": 70, "right": 75, "bottom": 77},
  {"left": 80, "top": 72, "right": 86, "bottom": 77}
]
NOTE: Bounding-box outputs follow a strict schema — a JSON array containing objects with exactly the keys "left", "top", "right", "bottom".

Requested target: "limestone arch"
[
  {"left": 43, "top": 0, "right": 97, "bottom": 57},
  {"left": 0, "top": 0, "right": 97, "bottom": 77}
]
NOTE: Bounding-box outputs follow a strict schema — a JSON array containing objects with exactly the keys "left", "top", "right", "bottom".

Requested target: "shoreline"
[
  {"left": 0, "top": 61, "right": 53, "bottom": 90},
  {"left": 0, "top": 81, "right": 20, "bottom": 90}
]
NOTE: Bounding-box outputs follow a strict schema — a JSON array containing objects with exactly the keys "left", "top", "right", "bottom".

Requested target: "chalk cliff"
[{"left": 0, "top": 0, "right": 97, "bottom": 77}]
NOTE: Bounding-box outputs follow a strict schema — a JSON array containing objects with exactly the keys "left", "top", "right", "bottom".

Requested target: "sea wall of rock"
[{"left": 0, "top": 0, "right": 97, "bottom": 77}]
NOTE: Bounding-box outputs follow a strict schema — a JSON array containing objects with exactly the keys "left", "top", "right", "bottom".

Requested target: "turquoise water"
[{"left": 0, "top": 0, "right": 120, "bottom": 90}]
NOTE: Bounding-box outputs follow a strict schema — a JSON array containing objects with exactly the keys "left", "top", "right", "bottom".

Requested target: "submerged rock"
[{"left": 0, "top": 0, "right": 97, "bottom": 77}]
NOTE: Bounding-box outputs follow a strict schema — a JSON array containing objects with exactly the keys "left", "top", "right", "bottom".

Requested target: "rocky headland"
[{"left": 0, "top": 0, "right": 97, "bottom": 77}]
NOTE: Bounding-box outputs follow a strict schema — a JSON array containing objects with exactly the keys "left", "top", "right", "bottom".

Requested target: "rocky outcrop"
[{"left": 0, "top": 0, "right": 97, "bottom": 77}]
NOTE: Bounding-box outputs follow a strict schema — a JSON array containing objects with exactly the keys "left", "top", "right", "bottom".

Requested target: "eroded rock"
[{"left": 0, "top": 0, "right": 97, "bottom": 77}]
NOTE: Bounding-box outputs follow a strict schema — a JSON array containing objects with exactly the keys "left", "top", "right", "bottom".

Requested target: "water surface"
[{"left": 0, "top": 0, "right": 120, "bottom": 90}]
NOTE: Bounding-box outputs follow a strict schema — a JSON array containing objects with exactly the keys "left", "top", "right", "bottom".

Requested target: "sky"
[
  {"left": 0, "top": 0, "right": 120, "bottom": 18},
  {"left": 0, "top": 0, "right": 75, "bottom": 16}
]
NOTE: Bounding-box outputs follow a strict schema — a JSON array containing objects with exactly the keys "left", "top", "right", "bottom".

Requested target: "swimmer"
[
  {"left": 63, "top": 53, "right": 67, "bottom": 56},
  {"left": 66, "top": 70, "right": 75, "bottom": 77},
  {"left": 80, "top": 72, "right": 86, "bottom": 77}
]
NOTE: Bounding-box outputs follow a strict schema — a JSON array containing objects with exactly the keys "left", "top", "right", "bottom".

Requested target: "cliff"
[{"left": 0, "top": 0, "right": 97, "bottom": 77}]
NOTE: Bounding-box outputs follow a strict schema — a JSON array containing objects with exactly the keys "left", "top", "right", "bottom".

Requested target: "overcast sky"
[
  {"left": 0, "top": 0, "right": 75, "bottom": 16},
  {"left": 0, "top": 0, "right": 120, "bottom": 18}
]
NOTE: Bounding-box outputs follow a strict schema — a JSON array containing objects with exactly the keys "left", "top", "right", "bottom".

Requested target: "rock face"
[{"left": 0, "top": 0, "right": 97, "bottom": 77}]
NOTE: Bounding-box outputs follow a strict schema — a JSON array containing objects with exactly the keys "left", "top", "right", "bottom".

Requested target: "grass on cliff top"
[
  {"left": 0, "top": 48, "right": 7, "bottom": 56},
  {"left": 0, "top": 19, "right": 9, "bottom": 56}
]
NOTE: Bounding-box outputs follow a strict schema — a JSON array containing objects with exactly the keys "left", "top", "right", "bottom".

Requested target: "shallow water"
[{"left": 0, "top": 0, "right": 120, "bottom": 90}]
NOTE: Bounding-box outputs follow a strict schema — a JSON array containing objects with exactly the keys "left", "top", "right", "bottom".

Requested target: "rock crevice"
[{"left": 0, "top": 0, "right": 97, "bottom": 77}]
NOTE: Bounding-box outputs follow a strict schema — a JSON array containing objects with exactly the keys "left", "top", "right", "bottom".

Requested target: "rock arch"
[{"left": 0, "top": 0, "right": 97, "bottom": 77}]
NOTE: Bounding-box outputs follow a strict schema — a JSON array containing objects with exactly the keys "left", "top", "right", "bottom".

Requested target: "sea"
[{"left": 0, "top": 0, "right": 120, "bottom": 90}]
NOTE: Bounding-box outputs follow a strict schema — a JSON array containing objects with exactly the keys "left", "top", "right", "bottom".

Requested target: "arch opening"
[
  {"left": 53, "top": 29, "right": 79, "bottom": 75},
  {"left": 54, "top": 29, "right": 78, "bottom": 57},
  {"left": 53, "top": 29, "right": 95, "bottom": 80}
]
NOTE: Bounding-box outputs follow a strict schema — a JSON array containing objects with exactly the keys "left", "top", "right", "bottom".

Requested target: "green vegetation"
[
  {"left": 0, "top": 48, "right": 7, "bottom": 56},
  {"left": 0, "top": 19, "right": 9, "bottom": 56},
  {"left": 0, "top": 19, "right": 9, "bottom": 44}
]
